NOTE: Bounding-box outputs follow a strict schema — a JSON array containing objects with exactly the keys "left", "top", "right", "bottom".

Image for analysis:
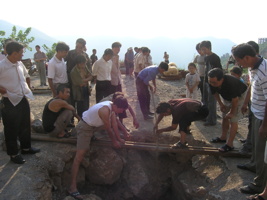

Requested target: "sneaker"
[
  {"left": 10, "top": 155, "right": 25, "bottom": 164},
  {"left": 171, "top": 141, "right": 188, "bottom": 149},
  {"left": 148, "top": 111, "right": 154, "bottom": 115},
  {"left": 144, "top": 115, "right": 154, "bottom": 120},
  {"left": 21, "top": 147, "right": 41, "bottom": 154}
]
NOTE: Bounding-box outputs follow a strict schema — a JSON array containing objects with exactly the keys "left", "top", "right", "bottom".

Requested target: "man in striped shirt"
[{"left": 232, "top": 43, "right": 267, "bottom": 195}]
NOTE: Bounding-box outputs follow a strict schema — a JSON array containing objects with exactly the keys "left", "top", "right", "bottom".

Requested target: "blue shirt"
[{"left": 137, "top": 65, "right": 159, "bottom": 85}]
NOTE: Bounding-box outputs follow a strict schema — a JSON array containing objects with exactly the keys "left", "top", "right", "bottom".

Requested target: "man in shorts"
[{"left": 68, "top": 97, "right": 129, "bottom": 199}]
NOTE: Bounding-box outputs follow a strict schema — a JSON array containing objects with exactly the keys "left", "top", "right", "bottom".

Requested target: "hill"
[{"left": 0, "top": 20, "right": 236, "bottom": 68}]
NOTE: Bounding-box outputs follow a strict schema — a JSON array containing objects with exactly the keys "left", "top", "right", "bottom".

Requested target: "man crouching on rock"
[
  {"left": 154, "top": 99, "right": 209, "bottom": 148},
  {"left": 68, "top": 97, "right": 129, "bottom": 199},
  {"left": 42, "top": 84, "right": 81, "bottom": 138}
]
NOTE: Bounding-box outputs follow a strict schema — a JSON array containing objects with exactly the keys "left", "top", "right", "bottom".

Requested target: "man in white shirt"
[
  {"left": 92, "top": 48, "right": 114, "bottom": 103},
  {"left": 0, "top": 41, "right": 40, "bottom": 164},
  {"left": 47, "top": 42, "right": 69, "bottom": 97},
  {"left": 134, "top": 47, "right": 149, "bottom": 77}
]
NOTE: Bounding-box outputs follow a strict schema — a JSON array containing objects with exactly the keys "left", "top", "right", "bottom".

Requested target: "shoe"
[
  {"left": 67, "top": 191, "right": 84, "bottom": 200},
  {"left": 237, "top": 164, "right": 256, "bottom": 173},
  {"left": 148, "top": 111, "right": 154, "bottom": 115},
  {"left": 43, "top": 84, "right": 48, "bottom": 86},
  {"left": 204, "top": 122, "right": 216, "bottom": 126},
  {"left": 247, "top": 194, "right": 266, "bottom": 200},
  {"left": 240, "top": 185, "right": 259, "bottom": 195},
  {"left": 171, "top": 141, "right": 188, "bottom": 149},
  {"left": 210, "top": 137, "right": 226, "bottom": 143},
  {"left": 218, "top": 144, "right": 234, "bottom": 152},
  {"left": 144, "top": 115, "right": 154, "bottom": 120},
  {"left": 10, "top": 155, "right": 25, "bottom": 164},
  {"left": 21, "top": 147, "right": 41, "bottom": 154}
]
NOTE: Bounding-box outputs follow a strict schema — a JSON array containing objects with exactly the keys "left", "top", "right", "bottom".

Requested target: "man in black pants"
[
  {"left": 92, "top": 48, "right": 114, "bottom": 103},
  {"left": 0, "top": 41, "right": 40, "bottom": 164}
]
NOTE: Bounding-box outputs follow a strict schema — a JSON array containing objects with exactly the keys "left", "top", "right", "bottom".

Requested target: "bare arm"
[
  {"left": 241, "top": 85, "right": 251, "bottom": 114},
  {"left": 26, "top": 77, "right": 31, "bottom": 89},
  {"left": 0, "top": 87, "right": 7, "bottom": 94},
  {"left": 226, "top": 97, "right": 239, "bottom": 119},
  {"left": 128, "top": 105, "right": 139, "bottom": 128},
  {"left": 48, "top": 78, "right": 56, "bottom": 97}
]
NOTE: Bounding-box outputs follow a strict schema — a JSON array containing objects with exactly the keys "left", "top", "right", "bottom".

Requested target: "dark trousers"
[
  {"left": 96, "top": 80, "right": 111, "bottom": 103},
  {"left": 2, "top": 97, "right": 31, "bottom": 155},
  {"left": 110, "top": 84, "right": 122, "bottom": 94},
  {"left": 136, "top": 77, "right": 150, "bottom": 117},
  {"left": 77, "top": 86, "right": 90, "bottom": 117},
  {"left": 199, "top": 76, "right": 204, "bottom": 102}
]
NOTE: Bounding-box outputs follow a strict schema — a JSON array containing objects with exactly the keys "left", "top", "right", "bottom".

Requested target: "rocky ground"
[{"left": 0, "top": 73, "right": 255, "bottom": 200}]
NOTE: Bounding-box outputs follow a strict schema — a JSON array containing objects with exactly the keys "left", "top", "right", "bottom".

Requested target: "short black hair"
[
  {"left": 196, "top": 43, "right": 201, "bottom": 51},
  {"left": 76, "top": 38, "right": 86, "bottom": 46},
  {"left": 232, "top": 43, "right": 256, "bottom": 59},
  {"left": 56, "top": 84, "right": 70, "bottom": 94},
  {"left": 113, "top": 97, "right": 128, "bottom": 109},
  {"left": 188, "top": 62, "right": 196, "bottom": 68},
  {"left": 208, "top": 68, "right": 224, "bottom": 81},
  {"left": 247, "top": 41, "right": 259, "bottom": 54},
  {"left": 197, "top": 105, "right": 209, "bottom": 119},
  {"left": 156, "top": 102, "right": 171, "bottom": 114},
  {"left": 103, "top": 48, "right": 114, "bottom": 56},
  {"left": 112, "top": 42, "right": 122, "bottom": 48},
  {"left": 112, "top": 92, "right": 124, "bottom": 101},
  {"left": 6, "top": 41, "right": 24, "bottom": 55},
  {"left": 199, "top": 40, "right": 212, "bottom": 50},
  {"left": 230, "top": 66, "right": 243, "bottom": 76},
  {"left": 141, "top": 47, "right": 149, "bottom": 53},
  {"left": 35, "top": 45, "right": 40, "bottom": 48},
  {"left": 75, "top": 54, "right": 87, "bottom": 65},
  {"left": 56, "top": 42, "right": 70, "bottom": 52},
  {"left": 158, "top": 62, "right": 169, "bottom": 71}
]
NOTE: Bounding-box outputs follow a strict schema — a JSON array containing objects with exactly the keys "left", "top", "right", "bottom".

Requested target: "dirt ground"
[{"left": 0, "top": 72, "right": 256, "bottom": 200}]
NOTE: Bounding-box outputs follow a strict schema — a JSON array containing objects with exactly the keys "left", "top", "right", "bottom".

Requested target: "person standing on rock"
[
  {"left": 208, "top": 68, "right": 247, "bottom": 152},
  {"left": 0, "top": 41, "right": 40, "bottom": 164},
  {"left": 34, "top": 45, "right": 47, "bottom": 87},
  {"left": 231, "top": 43, "right": 267, "bottom": 195},
  {"left": 68, "top": 97, "right": 129, "bottom": 199},
  {"left": 42, "top": 84, "right": 81, "bottom": 138},
  {"left": 136, "top": 62, "right": 169, "bottom": 120},
  {"left": 154, "top": 99, "right": 209, "bottom": 148}
]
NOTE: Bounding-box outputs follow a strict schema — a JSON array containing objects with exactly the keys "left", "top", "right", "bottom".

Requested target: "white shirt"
[
  {"left": 0, "top": 57, "right": 34, "bottom": 106},
  {"left": 47, "top": 55, "right": 68, "bottom": 84},
  {"left": 134, "top": 53, "right": 146, "bottom": 73},
  {"left": 82, "top": 101, "right": 112, "bottom": 127},
  {"left": 92, "top": 57, "right": 112, "bottom": 81},
  {"left": 0, "top": 54, "right": 6, "bottom": 61}
]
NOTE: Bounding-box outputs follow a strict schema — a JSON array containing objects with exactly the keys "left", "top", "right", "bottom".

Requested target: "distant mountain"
[{"left": 0, "top": 20, "right": 236, "bottom": 68}]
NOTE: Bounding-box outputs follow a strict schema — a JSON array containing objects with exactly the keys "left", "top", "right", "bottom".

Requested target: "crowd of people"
[{"left": 0, "top": 37, "right": 267, "bottom": 200}]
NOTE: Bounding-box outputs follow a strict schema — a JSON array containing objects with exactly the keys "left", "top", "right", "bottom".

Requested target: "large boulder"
[{"left": 85, "top": 147, "right": 123, "bottom": 185}]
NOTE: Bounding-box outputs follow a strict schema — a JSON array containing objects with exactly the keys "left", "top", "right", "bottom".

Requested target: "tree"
[
  {"left": 0, "top": 26, "right": 35, "bottom": 52},
  {"left": 42, "top": 43, "right": 57, "bottom": 60}
]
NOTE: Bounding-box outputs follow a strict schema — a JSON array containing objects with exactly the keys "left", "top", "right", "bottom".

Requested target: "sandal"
[
  {"left": 171, "top": 141, "right": 188, "bottom": 149},
  {"left": 219, "top": 144, "right": 234, "bottom": 152},
  {"left": 247, "top": 194, "right": 266, "bottom": 200},
  {"left": 67, "top": 191, "right": 83, "bottom": 200},
  {"left": 57, "top": 131, "right": 71, "bottom": 139},
  {"left": 210, "top": 137, "right": 226, "bottom": 143}
]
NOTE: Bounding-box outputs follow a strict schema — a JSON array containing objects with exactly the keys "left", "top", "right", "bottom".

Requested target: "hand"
[
  {"left": 112, "top": 140, "right": 121, "bottom": 149},
  {"left": 225, "top": 112, "right": 234, "bottom": 119},
  {"left": 133, "top": 119, "right": 139, "bottom": 129},
  {"left": 220, "top": 104, "right": 227, "bottom": 113},
  {"left": 123, "top": 132, "right": 131, "bottom": 140},
  {"left": 241, "top": 104, "right": 248, "bottom": 115},
  {"left": 148, "top": 85, "right": 153, "bottom": 92},
  {"left": 156, "top": 129, "right": 163, "bottom": 134}
]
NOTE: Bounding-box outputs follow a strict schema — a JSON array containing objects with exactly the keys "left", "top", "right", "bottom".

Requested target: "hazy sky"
[{"left": 1, "top": 0, "right": 267, "bottom": 44}]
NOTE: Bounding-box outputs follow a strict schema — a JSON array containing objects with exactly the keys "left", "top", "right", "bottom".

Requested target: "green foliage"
[
  {"left": 42, "top": 43, "right": 57, "bottom": 60},
  {"left": 0, "top": 26, "right": 35, "bottom": 52}
]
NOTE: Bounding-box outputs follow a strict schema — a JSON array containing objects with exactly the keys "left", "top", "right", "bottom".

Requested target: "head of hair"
[
  {"left": 56, "top": 84, "right": 70, "bottom": 94},
  {"left": 247, "top": 41, "right": 259, "bottom": 54},
  {"left": 231, "top": 43, "right": 256, "bottom": 59},
  {"left": 208, "top": 68, "right": 224, "bottom": 80},
  {"left": 199, "top": 40, "right": 212, "bottom": 50},
  {"left": 5, "top": 41, "right": 24, "bottom": 55},
  {"left": 230, "top": 66, "right": 243, "bottom": 76},
  {"left": 75, "top": 54, "right": 87, "bottom": 65},
  {"left": 141, "top": 47, "right": 149, "bottom": 53},
  {"left": 195, "top": 43, "right": 201, "bottom": 51},
  {"left": 35, "top": 45, "right": 40, "bottom": 49},
  {"left": 3, "top": 39, "right": 14, "bottom": 48},
  {"left": 103, "top": 48, "right": 114, "bottom": 56},
  {"left": 92, "top": 49, "right": 96, "bottom": 52},
  {"left": 112, "top": 92, "right": 124, "bottom": 101},
  {"left": 113, "top": 96, "right": 128, "bottom": 109},
  {"left": 158, "top": 62, "right": 169, "bottom": 71},
  {"left": 156, "top": 102, "right": 171, "bottom": 114},
  {"left": 112, "top": 42, "right": 122, "bottom": 48},
  {"left": 76, "top": 38, "right": 86, "bottom": 46},
  {"left": 134, "top": 47, "right": 139, "bottom": 51},
  {"left": 188, "top": 62, "right": 196, "bottom": 68},
  {"left": 56, "top": 42, "right": 70, "bottom": 52}
]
